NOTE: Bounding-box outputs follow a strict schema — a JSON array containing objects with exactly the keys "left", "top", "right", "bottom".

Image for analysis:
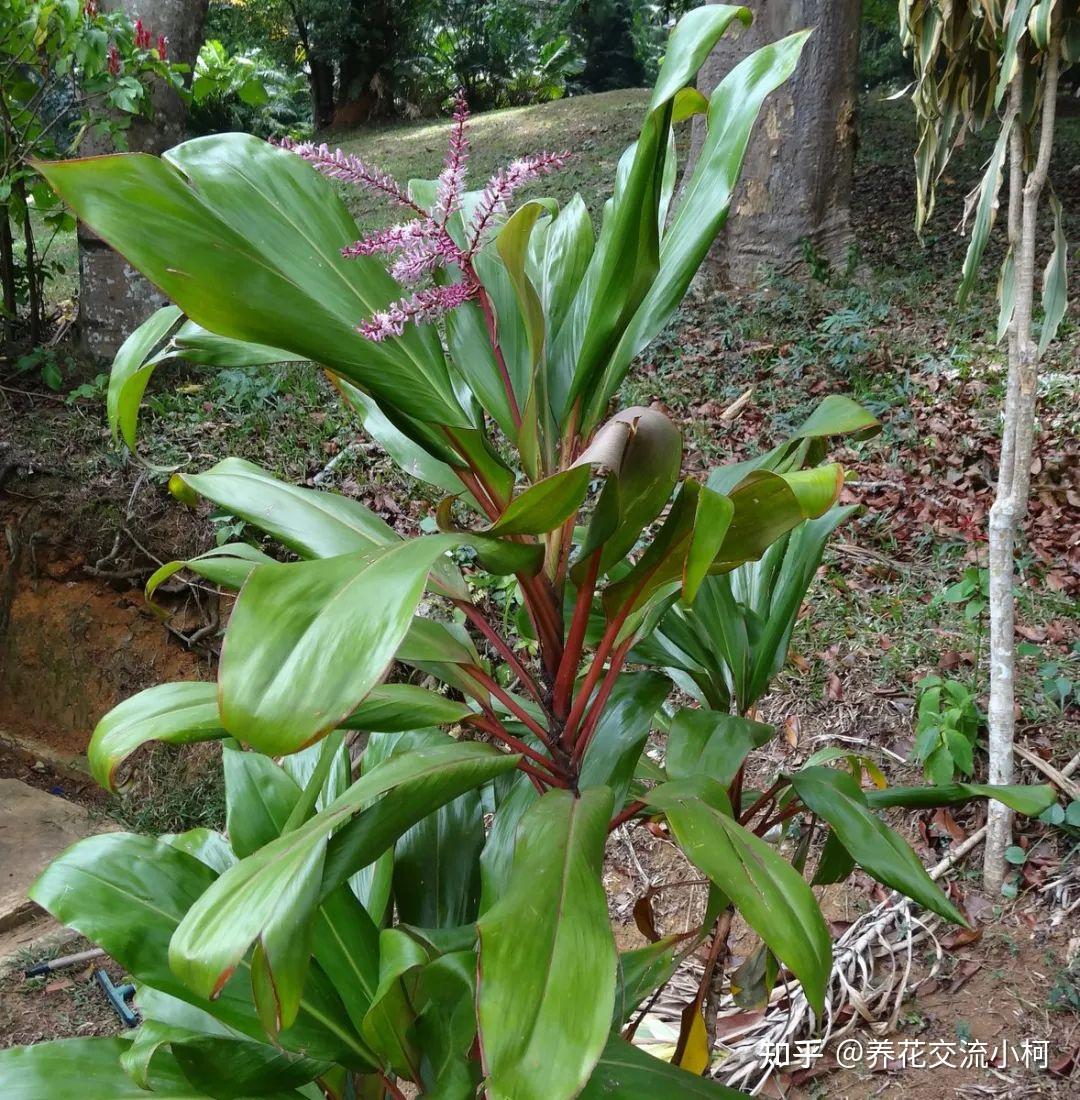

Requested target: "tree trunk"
[
  {"left": 308, "top": 57, "right": 337, "bottom": 129},
  {"left": 983, "top": 29, "right": 1061, "bottom": 892},
  {"left": 76, "top": 0, "right": 208, "bottom": 362},
  {"left": 685, "top": 0, "right": 862, "bottom": 286}
]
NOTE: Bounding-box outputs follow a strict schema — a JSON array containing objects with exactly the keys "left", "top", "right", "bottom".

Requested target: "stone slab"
[{"left": 0, "top": 779, "right": 108, "bottom": 933}]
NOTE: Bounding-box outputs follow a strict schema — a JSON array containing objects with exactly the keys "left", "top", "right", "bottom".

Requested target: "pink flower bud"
[
  {"left": 107, "top": 43, "right": 122, "bottom": 76},
  {"left": 83, "top": 0, "right": 99, "bottom": 17},
  {"left": 157, "top": 35, "right": 169, "bottom": 60},
  {"left": 134, "top": 19, "right": 151, "bottom": 50}
]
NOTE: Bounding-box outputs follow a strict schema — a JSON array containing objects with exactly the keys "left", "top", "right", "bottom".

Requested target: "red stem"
[
  {"left": 737, "top": 779, "right": 784, "bottom": 826},
  {"left": 378, "top": 1074, "right": 408, "bottom": 1100},
  {"left": 455, "top": 599, "right": 543, "bottom": 704},
  {"left": 464, "top": 714, "right": 565, "bottom": 784},
  {"left": 561, "top": 590, "right": 638, "bottom": 749},
  {"left": 552, "top": 549, "right": 600, "bottom": 720},
  {"left": 572, "top": 636, "right": 632, "bottom": 763},
  {"left": 464, "top": 665, "right": 557, "bottom": 754},
  {"left": 608, "top": 799, "right": 646, "bottom": 833},
  {"left": 755, "top": 801, "right": 803, "bottom": 837},
  {"left": 474, "top": 284, "right": 522, "bottom": 431}
]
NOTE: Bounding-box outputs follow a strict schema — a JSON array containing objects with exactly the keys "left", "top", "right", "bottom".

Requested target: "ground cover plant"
[{"left": 0, "top": 6, "right": 1061, "bottom": 1098}]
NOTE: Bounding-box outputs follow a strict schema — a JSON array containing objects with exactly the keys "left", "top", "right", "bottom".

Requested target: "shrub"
[{"left": 6, "top": 7, "right": 1055, "bottom": 1097}]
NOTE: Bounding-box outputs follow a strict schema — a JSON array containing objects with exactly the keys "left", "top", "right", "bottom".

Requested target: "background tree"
[
  {"left": 77, "top": 0, "right": 207, "bottom": 360},
  {"left": 0, "top": 0, "right": 181, "bottom": 354},
  {"left": 684, "top": 0, "right": 863, "bottom": 285},
  {"left": 900, "top": 0, "right": 1077, "bottom": 890}
]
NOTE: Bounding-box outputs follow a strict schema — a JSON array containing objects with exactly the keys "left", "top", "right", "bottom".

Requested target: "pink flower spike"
[
  {"left": 133, "top": 19, "right": 151, "bottom": 50},
  {"left": 358, "top": 282, "right": 477, "bottom": 342},
  {"left": 341, "top": 222, "right": 429, "bottom": 259},
  {"left": 157, "top": 35, "right": 169, "bottom": 60},
  {"left": 468, "top": 150, "right": 571, "bottom": 249},
  {"left": 274, "top": 138, "right": 423, "bottom": 213},
  {"left": 433, "top": 90, "right": 470, "bottom": 224}
]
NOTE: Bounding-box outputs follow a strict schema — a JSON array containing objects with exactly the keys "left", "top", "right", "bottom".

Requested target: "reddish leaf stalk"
[
  {"left": 552, "top": 549, "right": 600, "bottom": 720},
  {"left": 474, "top": 281, "right": 522, "bottom": 431},
  {"left": 378, "top": 1073, "right": 409, "bottom": 1100},
  {"left": 561, "top": 589, "right": 639, "bottom": 748},
  {"left": 572, "top": 636, "right": 633, "bottom": 763},
  {"left": 608, "top": 799, "right": 646, "bottom": 833},
  {"left": 755, "top": 800, "right": 804, "bottom": 837},
  {"left": 737, "top": 778, "right": 784, "bottom": 826},
  {"left": 464, "top": 713, "right": 564, "bottom": 782},
  {"left": 463, "top": 665, "right": 557, "bottom": 754},
  {"left": 454, "top": 599, "right": 543, "bottom": 704}
]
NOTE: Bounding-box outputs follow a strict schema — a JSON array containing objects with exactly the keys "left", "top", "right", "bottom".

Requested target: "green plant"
[
  {"left": 938, "top": 565, "right": 990, "bottom": 622},
  {"left": 5, "top": 8, "right": 1056, "bottom": 1097},
  {"left": 188, "top": 39, "right": 310, "bottom": 139},
  {"left": 0, "top": 0, "right": 181, "bottom": 347},
  {"left": 912, "top": 674, "right": 981, "bottom": 784}
]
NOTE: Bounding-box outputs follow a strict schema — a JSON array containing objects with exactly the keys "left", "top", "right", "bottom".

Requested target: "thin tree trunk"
[
  {"left": 14, "top": 177, "right": 40, "bottom": 345},
  {"left": 983, "top": 26, "right": 1061, "bottom": 891},
  {"left": 0, "top": 202, "right": 15, "bottom": 349}
]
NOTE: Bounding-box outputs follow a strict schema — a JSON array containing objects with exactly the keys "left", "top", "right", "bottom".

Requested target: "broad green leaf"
[
  {"left": 649, "top": 781, "right": 831, "bottom": 1013},
  {"left": 560, "top": 6, "right": 758, "bottom": 426},
  {"left": 30, "top": 834, "right": 362, "bottom": 1064},
  {"left": 478, "top": 788, "right": 617, "bottom": 1100},
  {"left": 665, "top": 708, "right": 773, "bottom": 786},
  {"left": 360, "top": 928, "right": 428, "bottom": 1077},
  {"left": 219, "top": 536, "right": 459, "bottom": 753},
  {"left": 341, "top": 684, "right": 472, "bottom": 732},
  {"left": 865, "top": 781, "right": 1056, "bottom": 816},
  {"left": 36, "top": 134, "right": 469, "bottom": 432},
  {"left": 333, "top": 376, "right": 465, "bottom": 494},
  {"left": 486, "top": 464, "right": 592, "bottom": 537},
  {"left": 478, "top": 774, "right": 538, "bottom": 911},
  {"left": 163, "top": 829, "right": 237, "bottom": 876},
  {"left": 108, "top": 304, "right": 182, "bottom": 447},
  {"left": 145, "top": 544, "right": 276, "bottom": 606},
  {"left": 180, "top": 457, "right": 397, "bottom": 560},
  {"left": 120, "top": 1018, "right": 326, "bottom": 1098},
  {"left": 613, "top": 937, "right": 681, "bottom": 1026},
  {"left": 312, "top": 886, "right": 381, "bottom": 1039},
  {"left": 579, "top": 1035, "right": 746, "bottom": 1099},
  {"left": 223, "top": 742, "right": 301, "bottom": 858},
  {"left": 790, "top": 767, "right": 965, "bottom": 924},
  {"left": 580, "top": 26, "right": 809, "bottom": 428},
  {"left": 811, "top": 829, "right": 856, "bottom": 887},
  {"left": 89, "top": 681, "right": 225, "bottom": 792},
  {"left": 412, "top": 950, "right": 481, "bottom": 1099},
  {"left": 497, "top": 202, "right": 547, "bottom": 372},
  {"left": 579, "top": 671, "right": 671, "bottom": 809},
  {"left": 788, "top": 394, "right": 881, "bottom": 442},
  {"left": 0, "top": 1038, "right": 216, "bottom": 1100},
  {"left": 171, "top": 744, "right": 518, "bottom": 1017},
  {"left": 107, "top": 307, "right": 303, "bottom": 448},
  {"left": 683, "top": 485, "right": 734, "bottom": 602},
  {"left": 1038, "top": 193, "right": 1067, "bottom": 356}
]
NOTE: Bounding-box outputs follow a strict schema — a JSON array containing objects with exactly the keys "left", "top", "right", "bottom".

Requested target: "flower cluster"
[
  {"left": 133, "top": 19, "right": 151, "bottom": 50},
  {"left": 157, "top": 35, "right": 169, "bottom": 61},
  {"left": 277, "top": 94, "right": 569, "bottom": 342}
]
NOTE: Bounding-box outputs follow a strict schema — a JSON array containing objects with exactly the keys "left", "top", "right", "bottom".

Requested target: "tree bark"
[
  {"left": 76, "top": 0, "right": 208, "bottom": 362},
  {"left": 983, "top": 28, "right": 1061, "bottom": 892},
  {"left": 685, "top": 0, "right": 862, "bottom": 286}
]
